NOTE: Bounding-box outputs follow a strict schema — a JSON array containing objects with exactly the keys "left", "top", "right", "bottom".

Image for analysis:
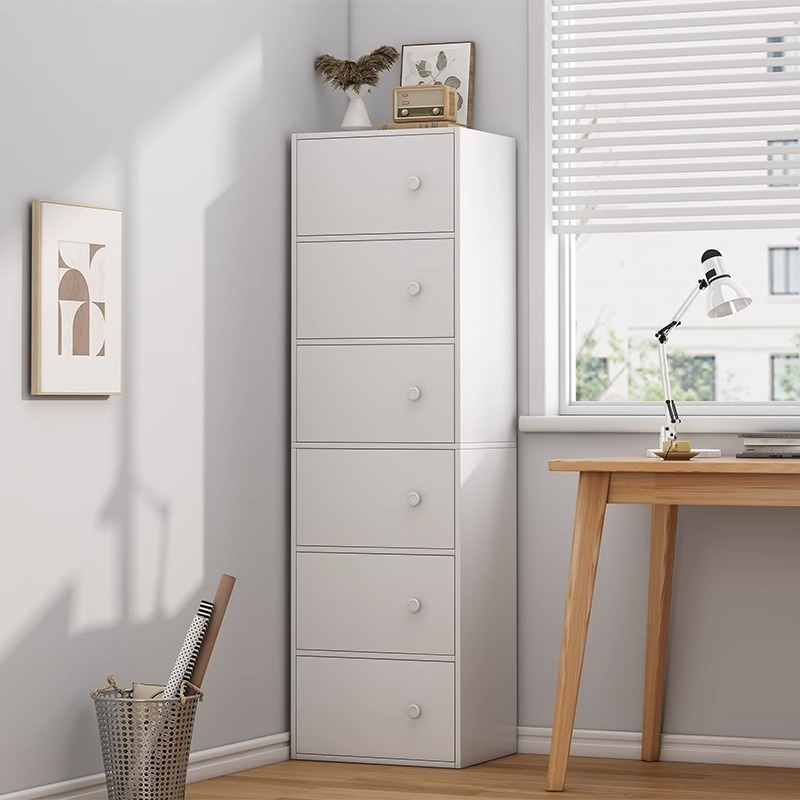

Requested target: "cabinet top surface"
[
  {"left": 549, "top": 456, "right": 800, "bottom": 474},
  {"left": 292, "top": 128, "right": 514, "bottom": 143}
]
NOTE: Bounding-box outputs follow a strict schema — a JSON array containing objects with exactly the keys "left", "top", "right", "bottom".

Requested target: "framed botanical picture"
[
  {"left": 31, "top": 200, "right": 123, "bottom": 395},
  {"left": 400, "top": 41, "right": 475, "bottom": 127}
]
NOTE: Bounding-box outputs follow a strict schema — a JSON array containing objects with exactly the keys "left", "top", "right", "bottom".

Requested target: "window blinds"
[{"left": 552, "top": 0, "right": 800, "bottom": 232}]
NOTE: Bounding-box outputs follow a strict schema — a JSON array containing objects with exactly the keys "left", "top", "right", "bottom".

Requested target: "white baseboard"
[
  {"left": 0, "top": 732, "right": 290, "bottom": 800},
  {"left": 7, "top": 727, "right": 800, "bottom": 799},
  {"left": 518, "top": 726, "right": 800, "bottom": 769},
  {"left": 186, "top": 731, "right": 290, "bottom": 783}
]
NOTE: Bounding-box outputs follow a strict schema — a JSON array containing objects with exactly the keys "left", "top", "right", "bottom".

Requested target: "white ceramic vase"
[{"left": 341, "top": 86, "right": 371, "bottom": 130}]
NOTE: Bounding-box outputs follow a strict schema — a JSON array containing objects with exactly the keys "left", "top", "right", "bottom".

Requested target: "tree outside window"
[
  {"left": 772, "top": 352, "right": 800, "bottom": 400},
  {"left": 575, "top": 324, "right": 716, "bottom": 403}
]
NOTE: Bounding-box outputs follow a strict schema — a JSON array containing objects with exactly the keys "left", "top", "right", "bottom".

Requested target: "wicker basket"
[{"left": 91, "top": 681, "right": 201, "bottom": 800}]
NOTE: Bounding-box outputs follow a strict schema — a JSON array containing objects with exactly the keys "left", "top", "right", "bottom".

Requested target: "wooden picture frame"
[
  {"left": 400, "top": 41, "right": 475, "bottom": 127},
  {"left": 31, "top": 200, "right": 123, "bottom": 395}
]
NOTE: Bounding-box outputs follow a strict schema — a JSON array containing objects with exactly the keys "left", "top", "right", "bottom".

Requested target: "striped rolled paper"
[
  {"left": 132, "top": 599, "right": 215, "bottom": 794},
  {"left": 163, "top": 600, "right": 214, "bottom": 698}
]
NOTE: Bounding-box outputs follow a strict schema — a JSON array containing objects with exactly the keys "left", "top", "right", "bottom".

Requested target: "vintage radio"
[{"left": 392, "top": 85, "right": 458, "bottom": 124}]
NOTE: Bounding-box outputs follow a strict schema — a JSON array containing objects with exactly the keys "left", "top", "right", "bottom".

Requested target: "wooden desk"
[{"left": 546, "top": 456, "right": 800, "bottom": 792}]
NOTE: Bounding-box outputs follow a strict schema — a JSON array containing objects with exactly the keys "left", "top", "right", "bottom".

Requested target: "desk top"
[{"left": 549, "top": 456, "right": 800, "bottom": 474}]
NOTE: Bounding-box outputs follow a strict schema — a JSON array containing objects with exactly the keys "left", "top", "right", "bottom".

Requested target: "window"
[
  {"left": 771, "top": 354, "right": 800, "bottom": 400},
  {"left": 768, "top": 139, "right": 800, "bottom": 186},
  {"left": 767, "top": 35, "right": 800, "bottom": 72},
  {"left": 769, "top": 247, "right": 800, "bottom": 294},
  {"left": 552, "top": 0, "right": 800, "bottom": 411}
]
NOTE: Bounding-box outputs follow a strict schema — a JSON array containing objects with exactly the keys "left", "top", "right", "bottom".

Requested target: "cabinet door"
[
  {"left": 296, "top": 239, "right": 454, "bottom": 339},
  {"left": 296, "top": 344, "right": 454, "bottom": 443},
  {"left": 296, "top": 656, "right": 455, "bottom": 762},
  {"left": 296, "top": 134, "right": 454, "bottom": 235},
  {"left": 296, "top": 449, "right": 455, "bottom": 549},
  {"left": 296, "top": 553, "right": 454, "bottom": 655}
]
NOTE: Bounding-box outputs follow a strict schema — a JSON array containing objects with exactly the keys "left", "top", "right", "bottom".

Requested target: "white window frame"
[{"left": 522, "top": 0, "right": 800, "bottom": 433}]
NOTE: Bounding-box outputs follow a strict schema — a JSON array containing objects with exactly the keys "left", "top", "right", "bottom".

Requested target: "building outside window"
[
  {"left": 767, "top": 35, "right": 800, "bottom": 72},
  {"left": 768, "top": 139, "right": 800, "bottom": 187},
  {"left": 769, "top": 247, "right": 800, "bottom": 295}
]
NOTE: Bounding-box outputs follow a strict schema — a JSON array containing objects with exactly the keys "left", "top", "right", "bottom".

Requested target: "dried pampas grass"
[{"left": 314, "top": 45, "right": 399, "bottom": 91}]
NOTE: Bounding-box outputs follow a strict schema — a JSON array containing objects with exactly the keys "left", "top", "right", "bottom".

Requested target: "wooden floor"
[{"left": 185, "top": 754, "right": 800, "bottom": 799}]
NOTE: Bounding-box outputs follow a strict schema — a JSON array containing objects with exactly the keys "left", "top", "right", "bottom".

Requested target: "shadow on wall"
[
  {"left": 198, "top": 0, "right": 346, "bottom": 753},
  {"left": 198, "top": 99, "right": 289, "bottom": 754},
  {"left": 0, "top": 0, "right": 345, "bottom": 792}
]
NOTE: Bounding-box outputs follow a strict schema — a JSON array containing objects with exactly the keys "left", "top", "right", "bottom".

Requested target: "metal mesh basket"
[{"left": 92, "top": 683, "right": 201, "bottom": 800}]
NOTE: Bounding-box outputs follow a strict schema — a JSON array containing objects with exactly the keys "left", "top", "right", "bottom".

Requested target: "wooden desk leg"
[
  {"left": 547, "top": 471, "right": 610, "bottom": 792},
  {"left": 642, "top": 504, "right": 678, "bottom": 762}
]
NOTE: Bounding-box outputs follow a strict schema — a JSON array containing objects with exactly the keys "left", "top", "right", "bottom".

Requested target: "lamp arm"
[
  {"left": 653, "top": 279, "right": 707, "bottom": 446},
  {"left": 654, "top": 279, "right": 707, "bottom": 345},
  {"left": 658, "top": 340, "right": 681, "bottom": 444}
]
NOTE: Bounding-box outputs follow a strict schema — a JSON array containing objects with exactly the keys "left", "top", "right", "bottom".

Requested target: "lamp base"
[
  {"left": 663, "top": 439, "right": 693, "bottom": 452},
  {"left": 646, "top": 448, "right": 722, "bottom": 458}
]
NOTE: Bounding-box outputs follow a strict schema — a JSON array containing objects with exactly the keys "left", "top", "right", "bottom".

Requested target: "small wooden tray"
[{"left": 654, "top": 450, "right": 700, "bottom": 461}]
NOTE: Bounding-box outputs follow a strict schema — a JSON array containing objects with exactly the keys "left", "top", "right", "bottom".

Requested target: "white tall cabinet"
[{"left": 291, "top": 128, "right": 517, "bottom": 768}]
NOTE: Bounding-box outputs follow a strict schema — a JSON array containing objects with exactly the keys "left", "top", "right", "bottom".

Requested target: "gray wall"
[
  {"left": 0, "top": 1, "right": 346, "bottom": 793},
  {"left": 352, "top": 0, "right": 800, "bottom": 742}
]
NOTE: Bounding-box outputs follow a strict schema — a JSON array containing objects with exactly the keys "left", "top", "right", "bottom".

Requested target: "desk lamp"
[{"left": 651, "top": 249, "right": 752, "bottom": 457}]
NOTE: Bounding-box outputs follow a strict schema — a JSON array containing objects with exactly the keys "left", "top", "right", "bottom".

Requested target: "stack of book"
[{"left": 736, "top": 432, "right": 800, "bottom": 458}]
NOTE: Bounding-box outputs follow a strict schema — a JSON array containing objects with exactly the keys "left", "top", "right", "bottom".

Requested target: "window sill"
[{"left": 519, "top": 415, "right": 800, "bottom": 434}]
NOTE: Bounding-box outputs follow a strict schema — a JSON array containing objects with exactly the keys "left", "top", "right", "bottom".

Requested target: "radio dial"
[
  {"left": 432, "top": 107, "right": 441, "bottom": 115},
  {"left": 400, "top": 108, "right": 409, "bottom": 117}
]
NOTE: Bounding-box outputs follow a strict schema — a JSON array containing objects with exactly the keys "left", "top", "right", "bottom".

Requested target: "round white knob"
[
  {"left": 408, "top": 175, "right": 421, "bottom": 191},
  {"left": 407, "top": 491, "right": 421, "bottom": 507},
  {"left": 407, "top": 281, "right": 421, "bottom": 296},
  {"left": 407, "top": 597, "right": 422, "bottom": 613},
  {"left": 400, "top": 108, "right": 409, "bottom": 117},
  {"left": 407, "top": 703, "right": 422, "bottom": 719},
  {"left": 407, "top": 386, "right": 421, "bottom": 401},
  {"left": 432, "top": 107, "right": 441, "bottom": 115}
]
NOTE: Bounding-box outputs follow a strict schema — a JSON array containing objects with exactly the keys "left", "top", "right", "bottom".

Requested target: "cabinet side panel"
[
  {"left": 291, "top": 135, "right": 298, "bottom": 757},
  {"left": 291, "top": 446, "right": 298, "bottom": 757},
  {"left": 456, "top": 131, "right": 517, "bottom": 443},
  {"left": 291, "top": 135, "right": 298, "bottom": 444},
  {"left": 457, "top": 447, "right": 518, "bottom": 765}
]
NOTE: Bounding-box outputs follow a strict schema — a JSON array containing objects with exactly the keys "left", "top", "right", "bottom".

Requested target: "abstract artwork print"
[
  {"left": 32, "top": 201, "right": 122, "bottom": 395},
  {"left": 58, "top": 241, "right": 106, "bottom": 358}
]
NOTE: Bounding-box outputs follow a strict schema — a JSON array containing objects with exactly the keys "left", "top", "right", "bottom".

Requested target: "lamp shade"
[{"left": 706, "top": 276, "right": 752, "bottom": 318}]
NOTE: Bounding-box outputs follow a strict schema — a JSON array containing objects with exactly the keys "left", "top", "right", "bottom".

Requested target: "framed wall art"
[
  {"left": 31, "top": 200, "right": 123, "bottom": 395},
  {"left": 400, "top": 41, "right": 475, "bottom": 127}
]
